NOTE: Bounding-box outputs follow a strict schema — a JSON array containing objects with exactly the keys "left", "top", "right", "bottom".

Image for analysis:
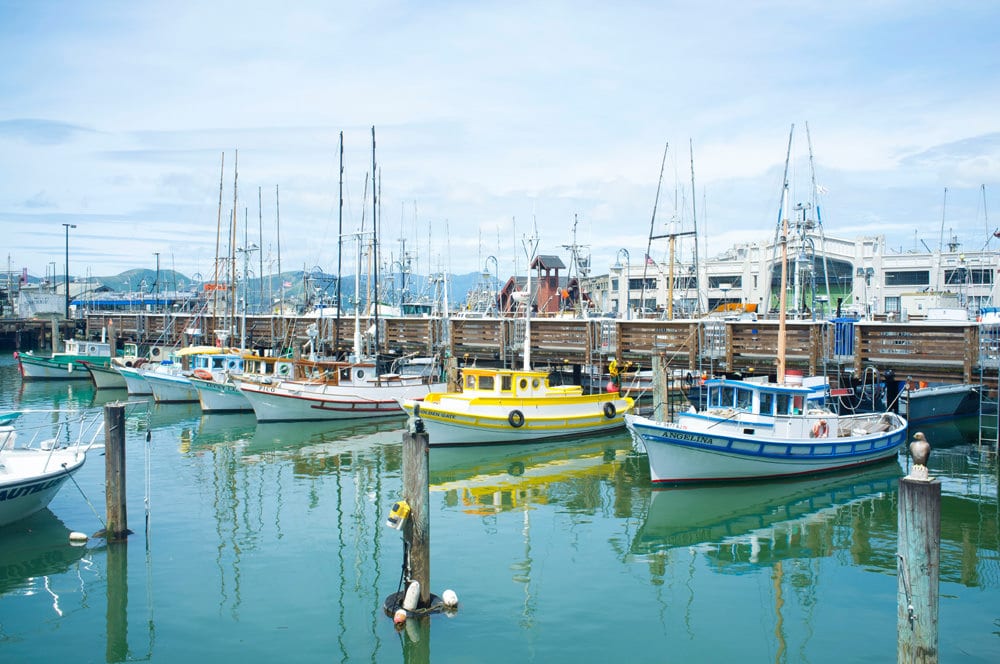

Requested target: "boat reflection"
[
  {"left": 16, "top": 379, "right": 94, "bottom": 412},
  {"left": 631, "top": 459, "right": 903, "bottom": 569},
  {"left": 429, "top": 432, "right": 634, "bottom": 514},
  {"left": 0, "top": 510, "right": 88, "bottom": 598}
]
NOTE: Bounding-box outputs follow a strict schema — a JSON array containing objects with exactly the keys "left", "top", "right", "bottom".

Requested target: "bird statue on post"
[{"left": 908, "top": 431, "right": 931, "bottom": 481}]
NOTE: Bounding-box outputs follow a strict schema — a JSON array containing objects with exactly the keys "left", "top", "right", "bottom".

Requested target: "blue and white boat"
[{"left": 626, "top": 376, "right": 908, "bottom": 484}]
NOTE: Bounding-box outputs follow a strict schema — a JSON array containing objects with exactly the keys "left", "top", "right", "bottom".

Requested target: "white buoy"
[
  {"left": 69, "top": 532, "right": 88, "bottom": 545},
  {"left": 442, "top": 589, "right": 459, "bottom": 608},
  {"left": 402, "top": 580, "right": 421, "bottom": 611}
]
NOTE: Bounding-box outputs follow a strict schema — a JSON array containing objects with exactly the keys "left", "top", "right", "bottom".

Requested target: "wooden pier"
[{"left": 2, "top": 312, "right": 994, "bottom": 395}]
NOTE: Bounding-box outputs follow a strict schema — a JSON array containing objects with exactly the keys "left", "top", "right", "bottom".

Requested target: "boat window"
[
  {"left": 736, "top": 388, "right": 752, "bottom": 411},
  {"left": 466, "top": 375, "right": 476, "bottom": 389},
  {"left": 792, "top": 396, "right": 803, "bottom": 414},
  {"left": 720, "top": 386, "right": 735, "bottom": 408},
  {"left": 519, "top": 378, "right": 528, "bottom": 390},
  {"left": 501, "top": 375, "right": 512, "bottom": 392},
  {"left": 776, "top": 393, "right": 792, "bottom": 415},
  {"left": 532, "top": 379, "right": 540, "bottom": 389},
  {"left": 759, "top": 392, "right": 774, "bottom": 416},
  {"left": 479, "top": 375, "right": 494, "bottom": 391}
]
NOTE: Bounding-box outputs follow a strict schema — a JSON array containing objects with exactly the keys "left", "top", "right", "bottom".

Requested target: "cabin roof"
[{"left": 531, "top": 255, "right": 566, "bottom": 270}]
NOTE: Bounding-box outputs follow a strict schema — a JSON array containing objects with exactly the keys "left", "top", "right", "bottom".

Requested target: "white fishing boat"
[
  {"left": 0, "top": 418, "right": 96, "bottom": 527},
  {"left": 626, "top": 136, "right": 908, "bottom": 484},
  {"left": 142, "top": 348, "right": 242, "bottom": 403},
  {"left": 14, "top": 339, "right": 113, "bottom": 380},
  {"left": 400, "top": 229, "right": 633, "bottom": 446},
  {"left": 237, "top": 357, "right": 445, "bottom": 422},
  {"left": 626, "top": 377, "right": 907, "bottom": 483},
  {"left": 192, "top": 354, "right": 295, "bottom": 413},
  {"left": 81, "top": 360, "right": 127, "bottom": 390},
  {"left": 117, "top": 364, "right": 153, "bottom": 396}
]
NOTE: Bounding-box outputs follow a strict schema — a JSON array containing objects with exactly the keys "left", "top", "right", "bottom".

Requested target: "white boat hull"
[
  {"left": 626, "top": 412, "right": 907, "bottom": 483},
  {"left": 239, "top": 380, "right": 445, "bottom": 422},
  {"left": 193, "top": 378, "right": 252, "bottom": 413},
  {"left": 144, "top": 372, "right": 199, "bottom": 403},
  {"left": 0, "top": 448, "right": 87, "bottom": 526},
  {"left": 117, "top": 366, "right": 153, "bottom": 396},
  {"left": 86, "top": 363, "right": 128, "bottom": 390}
]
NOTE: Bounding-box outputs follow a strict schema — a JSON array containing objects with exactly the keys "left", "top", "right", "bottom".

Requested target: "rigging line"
[{"left": 640, "top": 141, "right": 669, "bottom": 312}]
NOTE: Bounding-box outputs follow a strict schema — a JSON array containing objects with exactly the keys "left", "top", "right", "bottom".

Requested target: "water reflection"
[
  {"left": 0, "top": 510, "right": 89, "bottom": 599},
  {"left": 631, "top": 460, "right": 902, "bottom": 565},
  {"left": 428, "top": 433, "right": 634, "bottom": 514}
]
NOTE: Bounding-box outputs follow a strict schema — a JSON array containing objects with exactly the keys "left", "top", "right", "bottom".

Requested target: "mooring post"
[
  {"left": 402, "top": 427, "right": 431, "bottom": 607},
  {"left": 446, "top": 357, "right": 460, "bottom": 392},
  {"left": 897, "top": 431, "right": 940, "bottom": 664},
  {"left": 103, "top": 402, "right": 129, "bottom": 541},
  {"left": 652, "top": 354, "right": 668, "bottom": 422}
]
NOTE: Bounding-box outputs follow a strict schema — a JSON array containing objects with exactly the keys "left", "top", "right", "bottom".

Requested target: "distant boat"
[
  {"left": 898, "top": 382, "right": 980, "bottom": 424},
  {"left": 14, "top": 339, "right": 113, "bottom": 381},
  {"left": 0, "top": 419, "right": 92, "bottom": 527}
]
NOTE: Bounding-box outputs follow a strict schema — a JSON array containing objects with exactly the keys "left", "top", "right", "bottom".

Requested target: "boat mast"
[
  {"left": 372, "top": 126, "right": 380, "bottom": 359},
  {"left": 336, "top": 131, "right": 344, "bottom": 356},
  {"left": 689, "top": 139, "right": 702, "bottom": 316},
  {"left": 212, "top": 152, "right": 225, "bottom": 325},
  {"left": 522, "top": 224, "right": 540, "bottom": 370},
  {"left": 229, "top": 149, "right": 239, "bottom": 345},
  {"left": 777, "top": 125, "right": 794, "bottom": 384},
  {"left": 640, "top": 142, "right": 668, "bottom": 317}
]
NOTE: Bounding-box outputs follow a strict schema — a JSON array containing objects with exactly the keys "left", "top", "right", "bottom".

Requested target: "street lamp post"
[
  {"left": 62, "top": 223, "right": 76, "bottom": 319},
  {"left": 615, "top": 249, "right": 630, "bottom": 320}
]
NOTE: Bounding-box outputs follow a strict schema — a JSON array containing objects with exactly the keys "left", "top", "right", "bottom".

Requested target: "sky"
[{"left": 2, "top": 1, "right": 999, "bottom": 291}]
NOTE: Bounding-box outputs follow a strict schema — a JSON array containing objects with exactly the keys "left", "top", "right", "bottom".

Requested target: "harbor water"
[{"left": 1, "top": 354, "right": 998, "bottom": 662}]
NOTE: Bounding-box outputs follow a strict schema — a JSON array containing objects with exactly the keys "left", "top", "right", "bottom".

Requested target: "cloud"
[{"left": 0, "top": 118, "right": 95, "bottom": 145}]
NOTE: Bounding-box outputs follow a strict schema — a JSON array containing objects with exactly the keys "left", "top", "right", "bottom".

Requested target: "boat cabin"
[
  {"left": 702, "top": 378, "right": 828, "bottom": 417},
  {"left": 459, "top": 367, "right": 582, "bottom": 398}
]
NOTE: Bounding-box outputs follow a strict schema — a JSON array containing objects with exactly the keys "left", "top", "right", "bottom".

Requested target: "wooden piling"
[
  {"left": 102, "top": 402, "right": 130, "bottom": 541},
  {"left": 445, "top": 356, "right": 459, "bottom": 392},
  {"left": 652, "top": 354, "right": 668, "bottom": 422},
  {"left": 897, "top": 461, "right": 941, "bottom": 663},
  {"left": 402, "top": 428, "right": 431, "bottom": 607}
]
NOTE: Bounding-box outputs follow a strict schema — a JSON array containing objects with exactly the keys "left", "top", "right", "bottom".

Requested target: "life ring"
[
  {"left": 508, "top": 410, "right": 525, "bottom": 428},
  {"left": 811, "top": 420, "right": 829, "bottom": 438},
  {"left": 150, "top": 347, "right": 162, "bottom": 359},
  {"left": 276, "top": 363, "right": 292, "bottom": 377},
  {"left": 193, "top": 368, "right": 214, "bottom": 381},
  {"left": 603, "top": 402, "right": 617, "bottom": 419}
]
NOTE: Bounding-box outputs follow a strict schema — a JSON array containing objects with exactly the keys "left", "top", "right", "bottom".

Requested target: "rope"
[{"left": 64, "top": 461, "right": 106, "bottom": 530}]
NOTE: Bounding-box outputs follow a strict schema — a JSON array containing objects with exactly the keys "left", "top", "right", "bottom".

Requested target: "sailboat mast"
[
  {"left": 213, "top": 152, "right": 225, "bottom": 324},
  {"left": 689, "top": 139, "right": 702, "bottom": 316},
  {"left": 230, "top": 149, "right": 239, "bottom": 344},
  {"left": 336, "top": 131, "right": 344, "bottom": 355},
  {"left": 777, "top": 125, "right": 794, "bottom": 384},
  {"left": 522, "top": 225, "right": 539, "bottom": 371},
  {"left": 640, "top": 142, "right": 669, "bottom": 313},
  {"left": 372, "top": 126, "right": 380, "bottom": 359}
]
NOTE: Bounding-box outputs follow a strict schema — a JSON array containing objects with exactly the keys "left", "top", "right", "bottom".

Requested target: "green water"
[{"left": 0, "top": 355, "right": 997, "bottom": 662}]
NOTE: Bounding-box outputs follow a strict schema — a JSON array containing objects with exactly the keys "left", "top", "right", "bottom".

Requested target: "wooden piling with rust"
[
  {"left": 897, "top": 432, "right": 940, "bottom": 663},
  {"left": 402, "top": 427, "right": 431, "bottom": 607},
  {"left": 102, "top": 402, "right": 130, "bottom": 541}
]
